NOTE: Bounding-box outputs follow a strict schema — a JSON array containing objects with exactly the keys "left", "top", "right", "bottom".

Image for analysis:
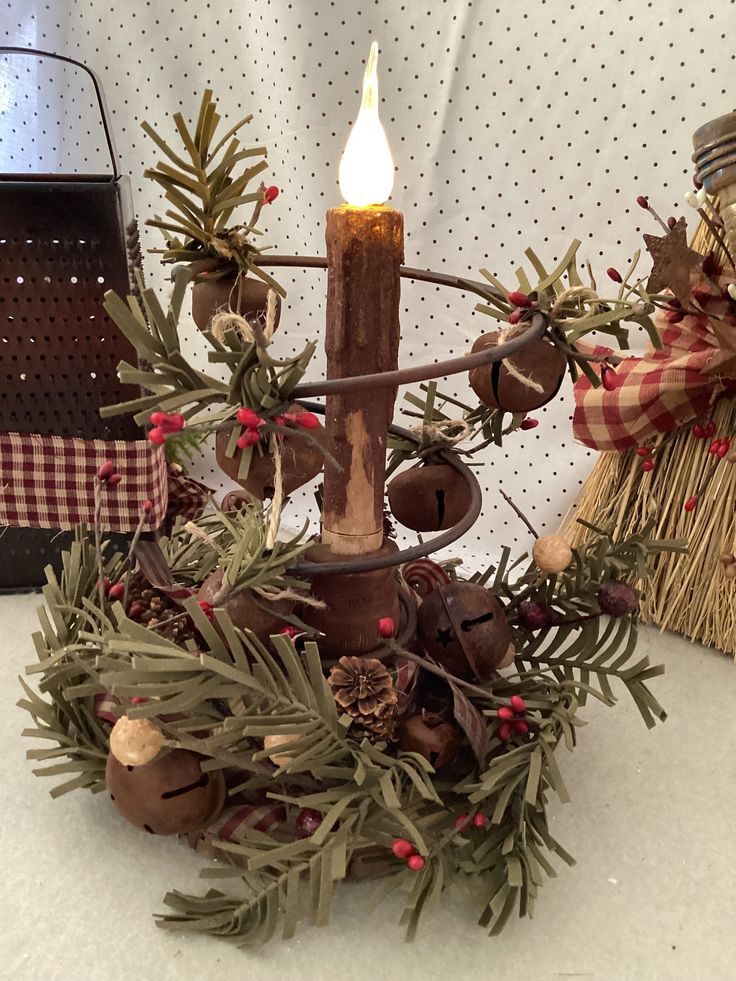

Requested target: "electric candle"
[{"left": 305, "top": 42, "right": 404, "bottom": 653}]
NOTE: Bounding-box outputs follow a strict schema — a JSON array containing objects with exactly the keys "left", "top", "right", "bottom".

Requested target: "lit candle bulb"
[{"left": 338, "top": 41, "right": 394, "bottom": 207}]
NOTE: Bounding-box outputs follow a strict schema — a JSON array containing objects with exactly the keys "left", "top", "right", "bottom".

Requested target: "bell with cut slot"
[
  {"left": 106, "top": 747, "right": 226, "bottom": 835},
  {"left": 468, "top": 330, "right": 566, "bottom": 413},
  {"left": 387, "top": 462, "right": 473, "bottom": 532},
  {"left": 416, "top": 581, "right": 513, "bottom": 681}
]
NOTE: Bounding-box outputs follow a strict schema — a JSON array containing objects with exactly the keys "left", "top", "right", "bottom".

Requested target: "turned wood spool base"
[{"left": 299, "top": 539, "right": 402, "bottom": 657}]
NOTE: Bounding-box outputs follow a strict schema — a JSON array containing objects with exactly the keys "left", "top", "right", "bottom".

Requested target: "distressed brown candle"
[{"left": 321, "top": 204, "right": 404, "bottom": 555}]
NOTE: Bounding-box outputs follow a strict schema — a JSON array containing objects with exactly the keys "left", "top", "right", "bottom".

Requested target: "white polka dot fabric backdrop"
[{"left": 2, "top": 0, "right": 734, "bottom": 569}]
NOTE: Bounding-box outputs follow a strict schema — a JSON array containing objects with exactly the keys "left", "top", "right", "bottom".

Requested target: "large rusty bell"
[{"left": 416, "top": 581, "right": 513, "bottom": 681}]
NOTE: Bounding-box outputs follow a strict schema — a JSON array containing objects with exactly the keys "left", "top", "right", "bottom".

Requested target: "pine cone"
[
  {"left": 126, "top": 573, "right": 196, "bottom": 646},
  {"left": 328, "top": 656, "right": 398, "bottom": 742}
]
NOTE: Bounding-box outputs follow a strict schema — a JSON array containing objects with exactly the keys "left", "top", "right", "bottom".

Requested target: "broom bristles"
[{"left": 563, "top": 213, "right": 736, "bottom": 657}]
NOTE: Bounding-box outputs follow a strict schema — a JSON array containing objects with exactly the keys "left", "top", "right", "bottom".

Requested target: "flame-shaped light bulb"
[{"left": 338, "top": 41, "right": 395, "bottom": 207}]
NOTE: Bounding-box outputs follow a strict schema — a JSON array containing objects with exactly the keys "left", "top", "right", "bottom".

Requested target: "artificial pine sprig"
[
  {"left": 142, "top": 88, "right": 285, "bottom": 296},
  {"left": 20, "top": 516, "right": 679, "bottom": 945}
]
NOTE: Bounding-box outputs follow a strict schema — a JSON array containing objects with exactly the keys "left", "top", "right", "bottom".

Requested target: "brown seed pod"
[
  {"left": 215, "top": 407, "right": 326, "bottom": 500},
  {"left": 468, "top": 330, "right": 566, "bottom": 413},
  {"left": 416, "top": 581, "right": 511, "bottom": 681},
  {"left": 197, "top": 568, "right": 294, "bottom": 643},
  {"left": 190, "top": 260, "right": 281, "bottom": 333},
  {"left": 387, "top": 463, "right": 473, "bottom": 532},
  {"left": 106, "top": 748, "right": 225, "bottom": 835},
  {"left": 398, "top": 712, "right": 460, "bottom": 770}
]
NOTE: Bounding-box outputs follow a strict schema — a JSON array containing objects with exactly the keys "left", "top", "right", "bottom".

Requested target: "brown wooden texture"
[{"left": 321, "top": 205, "right": 404, "bottom": 554}]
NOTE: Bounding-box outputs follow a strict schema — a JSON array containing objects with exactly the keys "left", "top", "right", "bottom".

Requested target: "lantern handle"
[{"left": 0, "top": 46, "right": 119, "bottom": 180}]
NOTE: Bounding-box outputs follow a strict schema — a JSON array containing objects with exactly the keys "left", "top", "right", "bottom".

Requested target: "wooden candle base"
[{"left": 300, "top": 540, "right": 401, "bottom": 657}]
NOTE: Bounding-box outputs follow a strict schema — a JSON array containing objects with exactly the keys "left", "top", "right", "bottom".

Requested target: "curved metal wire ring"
[
  {"left": 253, "top": 254, "right": 548, "bottom": 398},
  {"left": 288, "top": 411, "right": 482, "bottom": 576}
]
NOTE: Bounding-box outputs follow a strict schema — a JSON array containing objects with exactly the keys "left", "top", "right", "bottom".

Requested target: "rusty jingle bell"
[
  {"left": 106, "top": 747, "right": 226, "bottom": 835},
  {"left": 416, "top": 581, "right": 512, "bottom": 681},
  {"left": 387, "top": 462, "right": 473, "bottom": 532},
  {"left": 468, "top": 329, "right": 566, "bottom": 413}
]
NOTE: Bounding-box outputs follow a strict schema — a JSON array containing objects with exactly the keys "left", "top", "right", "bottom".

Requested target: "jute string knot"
[
  {"left": 209, "top": 284, "right": 278, "bottom": 346},
  {"left": 410, "top": 419, "right": 471, "bottom": 446},
  {"left": 550, "top": 285, "right": 602, "bottom": 323}
]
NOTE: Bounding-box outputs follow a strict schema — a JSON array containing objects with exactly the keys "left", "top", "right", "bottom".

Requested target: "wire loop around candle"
[
  {"left": 249, "top": 254, "right": 549, "bottom": 575},
  {"left": 288, "top": 411, "right": 483, "bottom": 576},
  {"left": 253, "top": 254, "right": 548, "bottom": 397}
]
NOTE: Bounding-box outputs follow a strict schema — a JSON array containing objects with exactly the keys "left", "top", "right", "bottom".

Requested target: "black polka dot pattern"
[{"left": 2, "top": 2, "right": 734, "bottom": 564}]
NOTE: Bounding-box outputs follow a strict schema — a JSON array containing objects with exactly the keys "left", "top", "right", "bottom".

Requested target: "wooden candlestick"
[{"left": 321, "top": 204, "right": 404, "bottom": 554}]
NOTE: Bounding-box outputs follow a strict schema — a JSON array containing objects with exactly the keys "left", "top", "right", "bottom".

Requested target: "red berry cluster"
[
  {"left": 453, "top": 811, "right": 488, "bottom": 832},
  {"left": 148, "top": 411, "right": 185, "bottom": 445},
  {"left": 96, "top": 576, "right": 126, "bottom": 602},
  {"left": 235, "top": 407, "right": 265, "bottom": 449},
  {"left": 497, "top": 695, "right": 529, "bottom": 741},
  {"left": 692, "top": 420, "right": 716, "bottom": 440},
  {"left": 279, "top": 625, "right": 300, "bottom": 639},
  {"left": 234, "top": 406, "right": 320, "bottom": 450},
  {"left": 664, "top": 298, "right": 685, "bottom": 324},
  {"left": 708, "top": 436, "right": 731, "bottom": 459},
  {"left": 96, "top": 460, "right": 123, "bottom": 487},
  {"left": 506, "top": 290, "right": 533, "bottom": 325},
  {"left": 391, "top": 838, "right": 426, "bottom": 872},
  {"left": 636, "top": 445, "right": 654, "bottom": 472}
]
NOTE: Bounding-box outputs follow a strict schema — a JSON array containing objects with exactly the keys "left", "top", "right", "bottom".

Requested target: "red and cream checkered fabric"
[
  {"left": 572, "top": 314, "right": 724, "bottom": 452},
  {"left": 0, "top": 433, "right": 168, "bottom": 531},
  {"left": 166, "top": 465, "right": 212, "bottom": 521}
]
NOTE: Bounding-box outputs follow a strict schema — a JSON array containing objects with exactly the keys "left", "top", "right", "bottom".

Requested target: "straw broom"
[{"left": 562, "top": 219, "right": 736, "bottom": 657}]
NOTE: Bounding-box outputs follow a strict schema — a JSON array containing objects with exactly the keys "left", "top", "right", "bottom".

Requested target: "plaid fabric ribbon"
[
  {"left": 0, "top": 433, "right": 168, "bottom": 531},
  {"left": 166, "top": 464, "right": 213, "bottom": 521},
  {"left": 572, "top": 314, "right": 724, "bottom": 451}
]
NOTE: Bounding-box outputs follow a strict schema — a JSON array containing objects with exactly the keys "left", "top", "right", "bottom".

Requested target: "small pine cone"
[
  {"left": 350, "top": 705, "right": 396, "bottom": 743},
  {"left": 127, "top": 573, "right": 196, "bottom": 646},
  {"left": 328, "top": 656, "right": 398, "bottom": 742}
]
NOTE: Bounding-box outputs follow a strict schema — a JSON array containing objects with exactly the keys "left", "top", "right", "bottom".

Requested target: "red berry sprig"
[
  {"left": 497, "top": 695, "right": 529, "bottom": 741},
  {"left": 97, "top": 460, "right": 122, "bottom": 486},
  {"left": 453, "top": 811, "right": 488, "bottom": 831},
  {"left": 391, "top": 838, "right": 426, "bottom": 872},
  {"left": 234, "top": 406, "right": 321, "bottom": 450},
  {"left": 635, "top": 193, "right": 671, "bottom": 234},
  {"left": 148, "top": 411, "right": 185, "bottom": 445},
  {"left": 507, "top": 290, "right": 532, "bottom": 309}
]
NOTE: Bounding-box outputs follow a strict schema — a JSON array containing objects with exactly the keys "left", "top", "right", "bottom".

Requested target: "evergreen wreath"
[{"left": 19, "top": 89, "right": 685, "bottom": 949}]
